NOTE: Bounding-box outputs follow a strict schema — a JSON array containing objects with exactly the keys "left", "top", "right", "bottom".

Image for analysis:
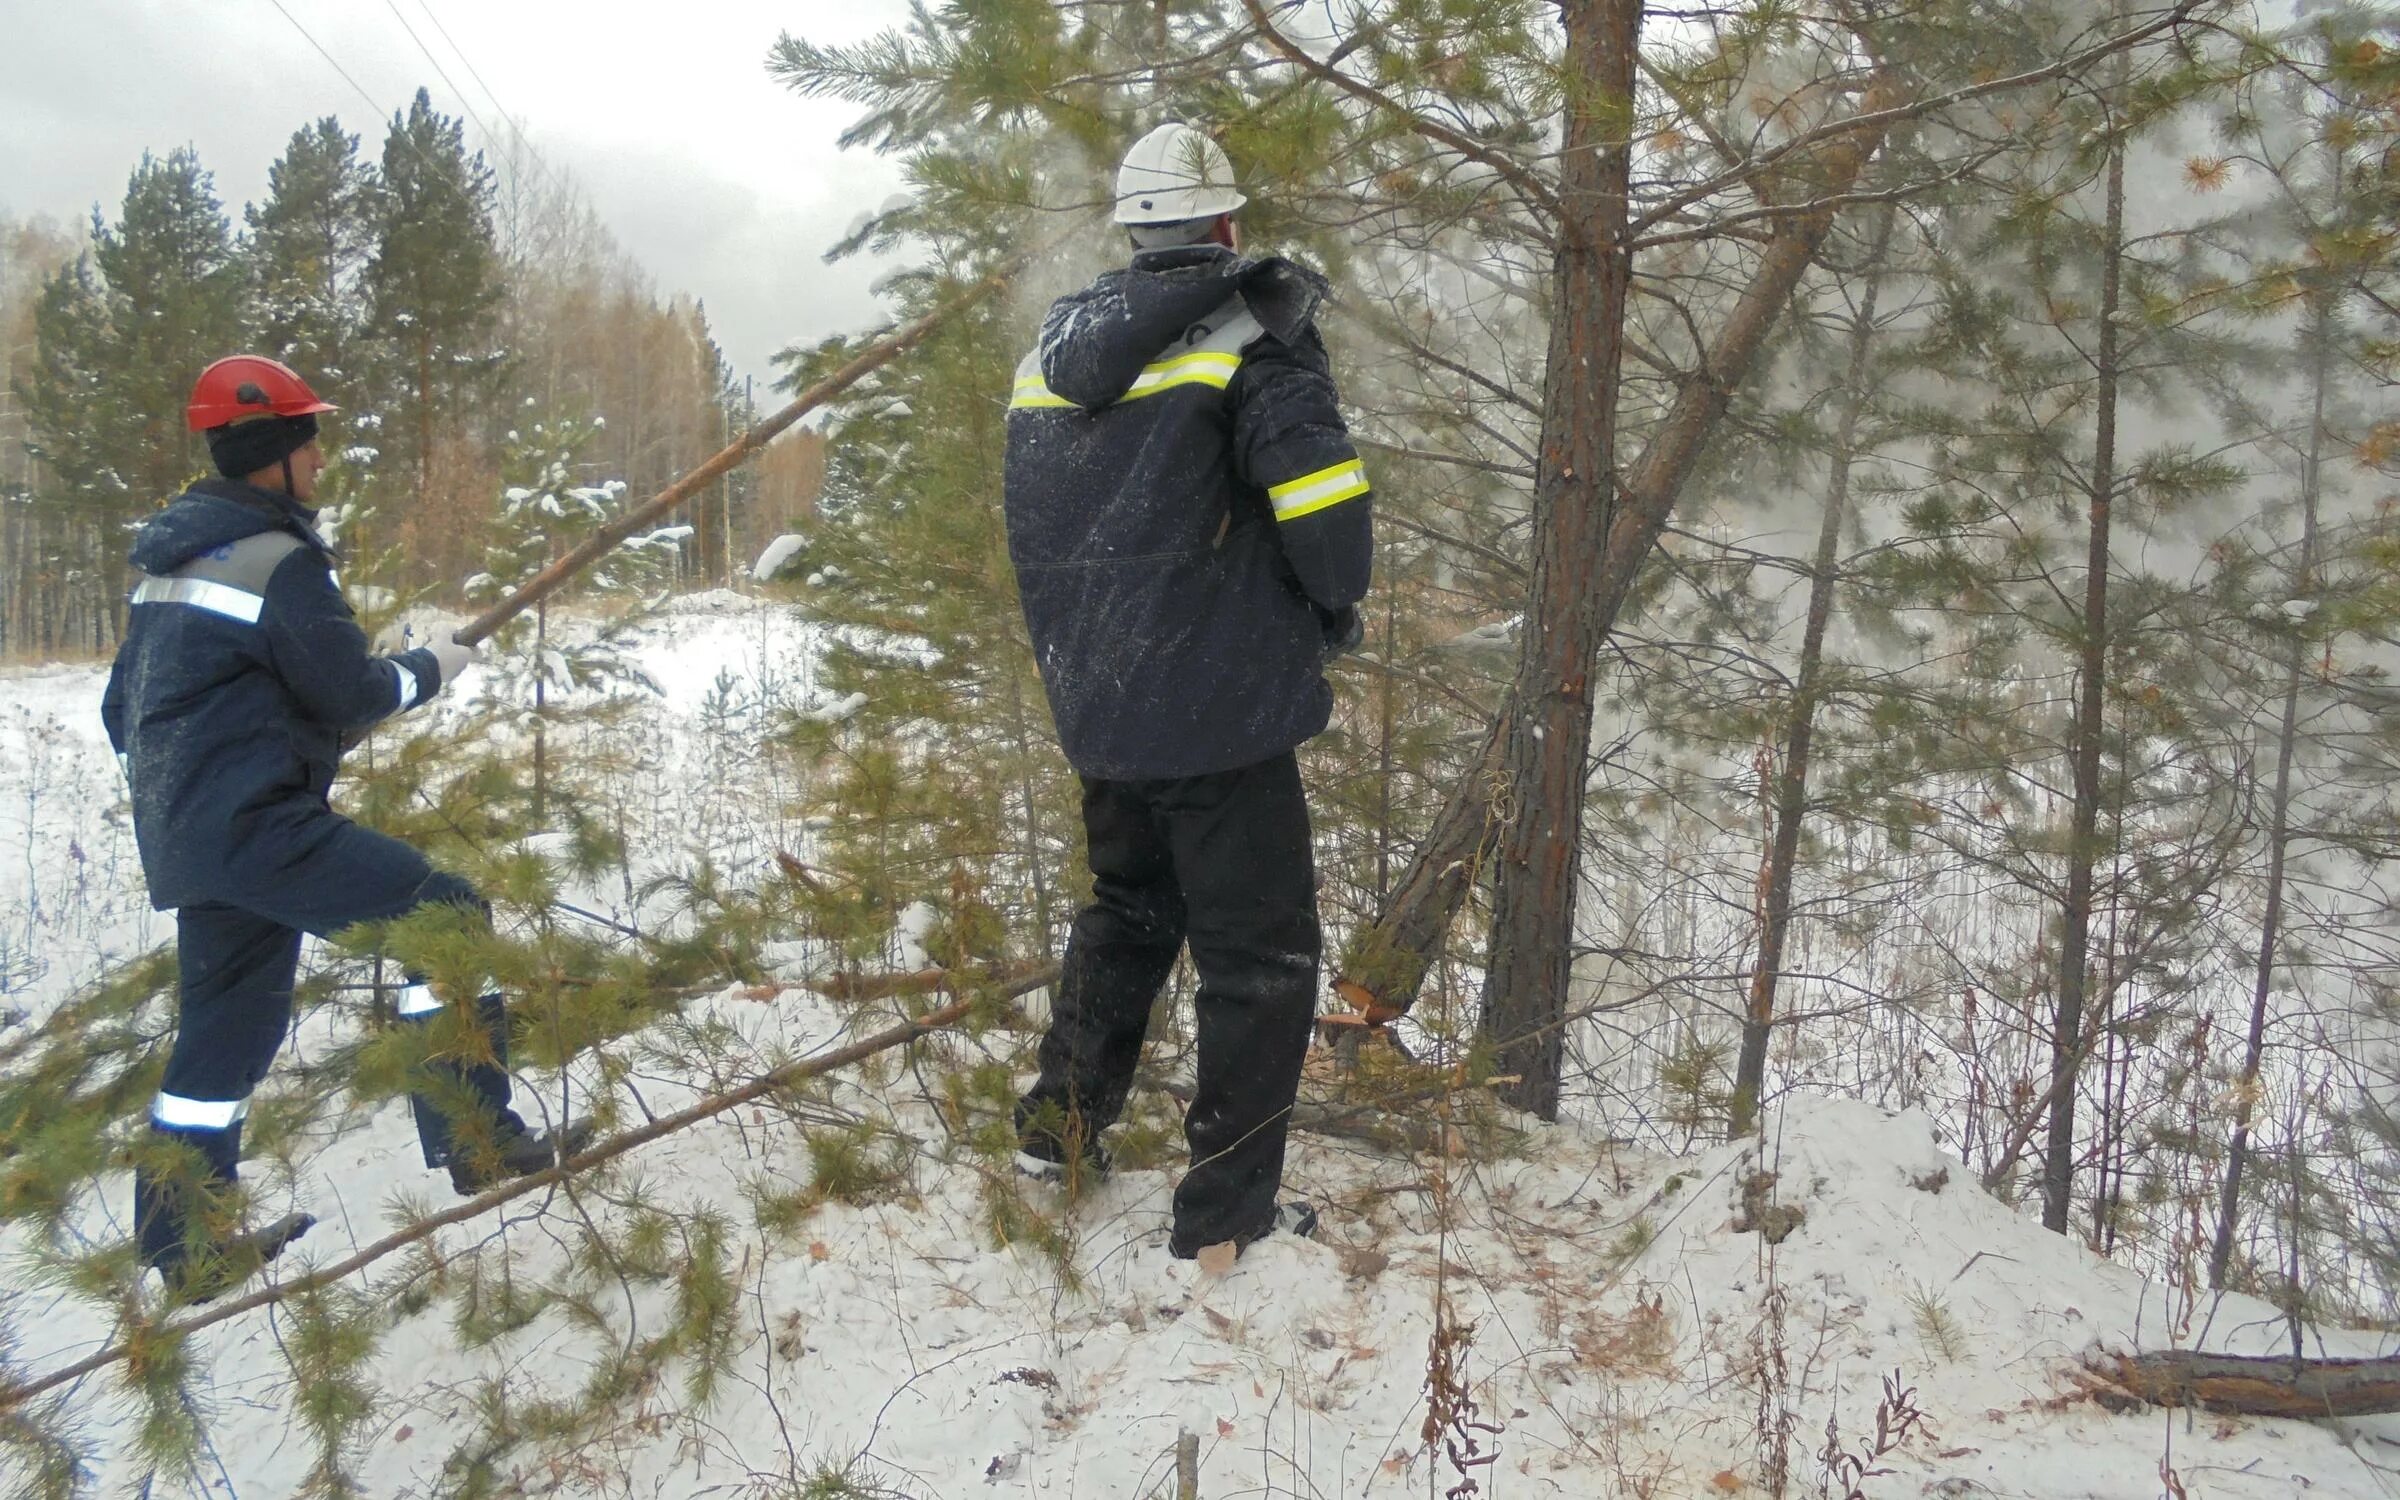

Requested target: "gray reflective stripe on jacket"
[
  {"left": 131, "top": 530, "right": 412, "bottom": 709},
  {"left": 129, "top": 531, "right": 308, "bottom": 624},
  {"left": 1011, "top": 295, "right": 1265, "bottom": 411}
]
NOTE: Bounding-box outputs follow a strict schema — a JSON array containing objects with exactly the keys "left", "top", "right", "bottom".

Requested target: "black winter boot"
[
  {"left": 134, "top": 1118, "right": 243, "bottom": 1276},
  {"left": 1169, "top": 1199, "right": 1319, "bottom": 1261},
  {"left": 407, "top": 992, "right": 533, "bottom": 1170},
  {"left": 159, "top": 1212, "right": 316, "bottom": 1304},
  {"left": 449, "top": 1118, "right": 597, "bottom": 1196}
]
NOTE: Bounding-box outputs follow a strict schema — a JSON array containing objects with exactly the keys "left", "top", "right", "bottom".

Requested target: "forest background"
[{"left": 0, "top": 86, "right": 827, "bottom": 656}]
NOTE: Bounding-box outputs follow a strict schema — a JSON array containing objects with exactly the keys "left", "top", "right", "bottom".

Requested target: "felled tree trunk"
[{"left": 2097, "top": 1349, "right": 2400, "bottom": 1419}]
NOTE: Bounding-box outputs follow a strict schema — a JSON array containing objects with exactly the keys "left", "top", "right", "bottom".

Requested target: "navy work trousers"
[
  {"left": 137, "top": 815, "right": 526, "bottom": 1272},
  {"left": 1015, "top": 750, "right": 1320, "bottom": 1256}
]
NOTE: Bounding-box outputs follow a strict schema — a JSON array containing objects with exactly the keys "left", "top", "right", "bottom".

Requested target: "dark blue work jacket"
[
  {"left": 100, "top": 477, "right": 447, "bottom": 910},
  {"left": 1003, "top": 245, "right": 1374, "bottom": 780}
]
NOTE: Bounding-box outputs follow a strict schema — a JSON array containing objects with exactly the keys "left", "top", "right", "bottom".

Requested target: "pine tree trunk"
[
  {"left": 1731, "top": 211, "right": 1893, "bottom": 1137},
  {"left": 2210, "top": 281, "right": 2330, "bottom": 1289},
  {"left": 1478, "top": 0, "right": 1643, "bottom": 1119},
  {"left": 2043, "top": 119, "right": 2127, "bottom": 1236},
  {"left": 1375, "top": 575, "right": 1398, "bottom": 902},
  {"left": 534, "top": 590, "right": 550, "bottom": 822},
  {"left": 1334, "top": 95, "right": 1895, "bottom": 1071},
  {"left": 415, "top": 333, "right": 433, "bottom": 519}
]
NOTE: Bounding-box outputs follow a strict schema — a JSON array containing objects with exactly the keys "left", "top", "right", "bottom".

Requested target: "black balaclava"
[
  {"left": 205, "top": 413, "right": 319, "bottom": 492},
  {"left": 1128, "top": 215, "right": 1223, "bottom": 252}
]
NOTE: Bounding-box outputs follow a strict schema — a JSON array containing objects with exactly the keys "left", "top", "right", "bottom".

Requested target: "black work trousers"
[
  {"left": 137, "top": 816, "right": 526, "bottom": 1272},
  {"left": 1015, "top": 750, "right": 1320, "bottom": 1256}
]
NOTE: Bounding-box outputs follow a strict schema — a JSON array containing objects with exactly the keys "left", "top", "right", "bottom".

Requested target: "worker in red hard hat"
[
  {"left": 101, "top": 355, "right": 590, "bottom": 1302},
  {"left": 183, "top": 354, "right": 340, "bottom": 497}
]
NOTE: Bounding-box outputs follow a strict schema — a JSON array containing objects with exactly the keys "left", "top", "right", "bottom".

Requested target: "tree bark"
[
  {"left": 2043, "top": 109, "right": 2126, "bottom": 1237},
  {"left": 1731, "top": 209, "right": 1894, "bottom": 1136},
  {"left": 1477, "top": 0, "right": 1644, "bottom": 1119},
  {"left": 2098, "top": 1349, "right": 2400, "bottom": 1419}
]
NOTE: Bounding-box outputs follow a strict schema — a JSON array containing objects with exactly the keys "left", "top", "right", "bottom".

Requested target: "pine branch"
[
  {"left": 1628, "top": 2, "right": 2207, "bottom": 236},
  {"left": 0, "top": 996, "right": 976, "bottom": 1413},
  {"left": 1238, "top": 0, "right": 1561, "bottom": 220}
]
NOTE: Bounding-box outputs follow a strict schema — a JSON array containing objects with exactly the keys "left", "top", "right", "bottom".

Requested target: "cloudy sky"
[{"left": 0, "top": 0, "right": 921, "bottom": 385}]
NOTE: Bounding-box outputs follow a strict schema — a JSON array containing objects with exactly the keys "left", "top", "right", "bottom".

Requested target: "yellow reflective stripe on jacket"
[
  {"left": 1010, "top": 374, "right": 1077, "bottom": 410},
  {"left": 1123, "top": 350, "right": 1241, "bottom": 398},
  {"left": 1009, "top": 350, "right": 1244, "bottom": 411},
  {"left": 1267, "top": 458, "right": 1370, "bottom": 521}
]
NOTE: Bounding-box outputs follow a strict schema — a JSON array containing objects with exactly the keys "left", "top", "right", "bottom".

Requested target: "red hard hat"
[{"left": 184, "top": 355, "right": 339, "bottom": 432}]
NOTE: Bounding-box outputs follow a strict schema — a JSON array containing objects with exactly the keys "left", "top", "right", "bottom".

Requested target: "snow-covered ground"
[{"left": 5, "top": 596, "right": 2399, "bottom": 1498}]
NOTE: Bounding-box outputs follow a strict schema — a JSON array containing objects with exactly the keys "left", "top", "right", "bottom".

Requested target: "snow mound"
[{"left": 752, "top": 532, "right": 806, "bottom": 581}]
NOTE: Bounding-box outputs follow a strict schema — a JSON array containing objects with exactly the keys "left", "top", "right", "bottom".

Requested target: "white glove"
[{"left": 426, "top": 631, "right": 482, "bottom": 688}]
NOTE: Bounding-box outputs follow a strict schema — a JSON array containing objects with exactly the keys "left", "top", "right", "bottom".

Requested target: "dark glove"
[
  {"left": 1317, "top": 604, "right": 1364, "bottom": 664},
  {"left": 1241, "top": 256, "right": 1331, "bottom": 341}
]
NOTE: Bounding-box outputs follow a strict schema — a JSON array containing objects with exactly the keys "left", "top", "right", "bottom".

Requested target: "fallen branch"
[
  {"left": 0, "top": 996, "right": 975, "bottom": 1413},
  {"left": 801, "top": 961, "right": 1059, "bottom": 1004},
  {"left": 2095, "top": 1348, "right": 2400, "bottom": 1420}
]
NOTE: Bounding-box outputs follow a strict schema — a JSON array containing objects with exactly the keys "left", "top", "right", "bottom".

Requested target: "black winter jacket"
[
  {"left": 1004, "top": 245, "right": 1373, "bottom": 779},
  {"left": 100, "top": 477, "right": 447, "bottom": 910}
]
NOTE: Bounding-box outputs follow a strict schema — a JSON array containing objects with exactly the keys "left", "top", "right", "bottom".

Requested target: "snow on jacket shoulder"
[
  {"left": 101, "top": 476, "right": 446, "bottom": 910},
  {"left": 1004, "top": 245, "right": 1373, "bottom": 780}
]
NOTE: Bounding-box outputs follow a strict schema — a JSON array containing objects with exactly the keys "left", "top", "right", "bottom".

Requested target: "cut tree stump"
[{"left": 2097, "top": 1349, "right": 2400, "bottom": 1418}]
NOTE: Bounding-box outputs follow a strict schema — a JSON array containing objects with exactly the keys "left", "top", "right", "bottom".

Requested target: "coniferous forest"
[
  {"left": 0, "top": 90, "right": 824, "bottom": 659},
  {"left": 10, "top": 3, "right": 2400, "bottom": 1496}
]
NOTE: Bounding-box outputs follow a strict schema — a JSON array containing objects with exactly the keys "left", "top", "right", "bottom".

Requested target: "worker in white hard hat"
[{"left": 1001, "top": 121, "right": 1374, "bottom": 1263}]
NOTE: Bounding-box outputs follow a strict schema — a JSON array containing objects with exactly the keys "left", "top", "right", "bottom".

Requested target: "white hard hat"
[{"left": 1114, "top": 122, "right": 1247, "bottom": 225}]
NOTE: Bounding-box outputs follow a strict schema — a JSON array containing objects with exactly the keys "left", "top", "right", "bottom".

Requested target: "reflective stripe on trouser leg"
[
  {"left": 151, "top": 1092, "right": 251, "bottom": 1130},
  {"left": 405, "top": 992, "right": 528, "bottom": 1168}
]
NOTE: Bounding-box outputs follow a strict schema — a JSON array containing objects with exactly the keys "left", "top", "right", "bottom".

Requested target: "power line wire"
[
  {"left": 263, "top": 0, "right": 391, "bottom": 124},
  {"left": 380, "top": 0, "right": 501, "bottom": 154},
  {"left": 414, "top": 1, "right": 576, "bottom": 212},
  {"left": 259, "top": 0, "right": 465, "bottom": 186},
  {"left": 414, "top": 1, "right": 544, "bottom": 172},
  {"left": 388, "top": 0, "right": 577, "bottom": 223}
]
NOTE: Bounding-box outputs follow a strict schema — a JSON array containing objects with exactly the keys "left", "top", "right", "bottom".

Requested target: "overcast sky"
[{"left": 0, "top": 0, "right": 921, "bottom": 386}]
